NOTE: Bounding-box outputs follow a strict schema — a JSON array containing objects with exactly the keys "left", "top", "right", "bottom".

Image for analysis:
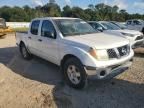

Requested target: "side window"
[
  {"left": 31, "top": 20, "right": 40, "bottom": 35},
  {"left": 127, "top": 21, "right": 132, "bottom": 25},
  {"left": 89, "top": 23, "right": 95, "bottom": 28},
  {"left": 94, "top": 23, "right": 103, "bottom": 29},
  {"left": 89, "top": 23, "right": 102, "bottom": 29},
  {"left": 41, "top": 20, "right": 56, "bottom": 39},
  {"left": 133, "top": 20, "right": 141, "bottom": 25}
]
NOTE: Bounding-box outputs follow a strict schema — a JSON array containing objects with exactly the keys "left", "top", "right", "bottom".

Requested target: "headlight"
[
  {"left": 89, "top": 48, "right": 109, "bottom": 61},
  {"left": 121, "top": 32, "right": 134, "bottom": 37}
]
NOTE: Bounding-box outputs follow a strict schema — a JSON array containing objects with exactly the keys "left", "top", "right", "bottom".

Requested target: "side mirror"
[
  {"left": 97, "top": 27, "right": 103, "bottom": 32},
  {"left": 44, "top": 31, "right": 56, "bottom": 39}
]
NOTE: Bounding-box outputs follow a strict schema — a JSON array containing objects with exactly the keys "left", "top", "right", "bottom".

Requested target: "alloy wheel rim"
[{"left": 67, "top": 65, "right": 81, "bottom": 84}]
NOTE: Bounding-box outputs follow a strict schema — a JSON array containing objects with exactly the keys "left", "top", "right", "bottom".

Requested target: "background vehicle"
[
  {"left": 88, "top": 21, "right": 144, "bottom": 48},
  {"left": 126, "top": 19, "right": 144, "bottom": 34},
  {"left": 0, "top": 18, "right": 13, "bottom": 38},
  {"left": 16, "top": 17, "right": 134, "bottom": 89},
  {"left": 110, "top": 21, "right": 127, "bottom": 29}
]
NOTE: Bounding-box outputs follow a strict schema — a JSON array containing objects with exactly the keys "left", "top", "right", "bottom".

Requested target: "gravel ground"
[{"left": 0, "top": 34, "right": 144, "bottom": 108}]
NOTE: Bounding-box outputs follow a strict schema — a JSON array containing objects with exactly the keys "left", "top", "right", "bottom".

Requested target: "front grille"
[
  {"left": 118, "top": 45, "right": 130, "bottom": 57},
  {"left": 135, "top": 35, "right": 144, "bottom": 40},
  {"left": 107, "top": 49, "right": 117, "bottom": 59},
  {"left": 107, "top": 45, "right": 130, "bottom": 59}
]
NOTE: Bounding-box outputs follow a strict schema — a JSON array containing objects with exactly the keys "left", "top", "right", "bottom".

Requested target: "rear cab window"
[{"left": 30, "top": 20, "right": 40, "bottom": 35}]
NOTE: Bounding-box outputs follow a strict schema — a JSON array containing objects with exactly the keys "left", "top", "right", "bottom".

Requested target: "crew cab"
[
  {"left": 16, "top": 17, "right": 134, "bottom": 89},
  {"left": 126, "top": 19, "right": 144, "bottom": 34},
  {"left": 88, "top": 21, "right": 144, "bottom": 48}
]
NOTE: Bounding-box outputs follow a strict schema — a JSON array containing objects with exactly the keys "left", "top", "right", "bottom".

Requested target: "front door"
[{"left": 37, "top": 20, "right": 59, "bottom": 65}]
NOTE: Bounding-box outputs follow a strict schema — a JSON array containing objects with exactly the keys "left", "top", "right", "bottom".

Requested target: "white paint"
[
  {"left": 16, "top": 17, "right": 133, "bottom": 68},
  {"left": 6, "top": 22, "right": 30, "bottom": 28}
]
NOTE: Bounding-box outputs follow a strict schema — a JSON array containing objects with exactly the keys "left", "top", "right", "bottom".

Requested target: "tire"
[
  {"left": 20, "top": 43, "right": 32, "bottom": 60},
  {"left": 142, "top": 28, "right": 144, "bottom": 34},
  {"left": 63, "top": 57, "right": 87, "bottom": 89}
]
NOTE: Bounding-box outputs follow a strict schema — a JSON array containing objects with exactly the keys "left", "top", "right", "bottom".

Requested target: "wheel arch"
[
  {"left": 60, "top": 54, "right": 82, "bottom": 71},
  {"left": 19, "top": 41, "right": 31, "bottom": 54}
]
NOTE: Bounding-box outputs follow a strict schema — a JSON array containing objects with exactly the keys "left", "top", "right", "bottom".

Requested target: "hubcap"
[
  {"left": 22, "top": 46, "right": 27, "bottom": 58},
  {"left": 67, "top": 65, "right": 81, "bottom": 84}
]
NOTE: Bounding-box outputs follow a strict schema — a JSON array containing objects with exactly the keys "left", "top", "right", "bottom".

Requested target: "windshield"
[
  {"left": 54, "top": 19, "right": 97, "bottom": 37},
  {"left": 101, "top": 22, "right": 121, "bottom": 30}
]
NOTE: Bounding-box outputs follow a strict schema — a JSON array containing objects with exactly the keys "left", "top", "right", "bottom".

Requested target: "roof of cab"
[
  {"left": 88, "top": 21, "right": 108, "bottom": 23},
  {"left": 88, "top": 21, "right": 97, "bottom": 23},
  {"left": 32, "top": 17, "right": 80, "bottom": 21}
]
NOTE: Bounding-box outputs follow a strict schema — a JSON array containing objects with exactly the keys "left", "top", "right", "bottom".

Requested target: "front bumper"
[{"left": 85, "top": 59, "right": 133, "bottom": 79}]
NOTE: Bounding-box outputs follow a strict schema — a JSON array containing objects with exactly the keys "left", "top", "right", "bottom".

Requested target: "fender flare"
[{"left": 60, "top": 46, "right": 96, "bottom": 68}]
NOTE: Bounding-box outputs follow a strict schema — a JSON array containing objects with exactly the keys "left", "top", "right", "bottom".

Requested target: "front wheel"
[{"left": 63, "top": 57, "right": 87, "bottom": 89}]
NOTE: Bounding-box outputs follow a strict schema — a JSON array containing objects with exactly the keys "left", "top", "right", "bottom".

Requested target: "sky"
[{"left": 0, "top": 0, "right": 143, "bottom": 14}]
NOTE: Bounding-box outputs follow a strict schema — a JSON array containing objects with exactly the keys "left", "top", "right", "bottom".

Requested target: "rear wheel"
[
  {"left": 63, "top": 57, "right": 87, "bottom": 89},
  {"left": 20, "top": 43, "right": 32, "bottom": 60}
]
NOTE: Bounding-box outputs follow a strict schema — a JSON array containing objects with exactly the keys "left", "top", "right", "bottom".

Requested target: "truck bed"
[
  {"left": 16, "top": 31, "right": 28, "bottom": 34},
  {"left": 16, "top": 31, "right": 28, "bottom": 46}
]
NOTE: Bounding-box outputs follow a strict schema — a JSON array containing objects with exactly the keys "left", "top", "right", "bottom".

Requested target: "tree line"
[{"left": 0, "top": 3, "right": 143, "bottom": 22}]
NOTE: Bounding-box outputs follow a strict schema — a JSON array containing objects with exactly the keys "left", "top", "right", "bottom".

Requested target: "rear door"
[
  {"left": 36, "top": 20, "right": 59, "bottom": 64},
  {"left": 27, "top": 20, "right": 41, "bottom": 56}
]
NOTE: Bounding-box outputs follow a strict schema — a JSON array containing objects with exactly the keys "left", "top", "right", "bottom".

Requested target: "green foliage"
[
  {"left": 70, "top": 7, "right": 91, "bottom": 20},
  {"left": 0, "top": 3, "right": 143, "bottom": 22},
  {"left": 62, "top": 5, "right": 72, "bottom": 17},
  {"left": 41, "top": 3, "right": 61, "bottom": 17}
]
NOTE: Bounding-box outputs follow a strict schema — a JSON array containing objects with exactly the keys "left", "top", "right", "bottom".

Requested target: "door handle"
[
  {"left": 28, "top": 37, "right": 31, "bottom": 39},
  {"left": 38, "top": 39, "right": 42, "bottom": 42}
]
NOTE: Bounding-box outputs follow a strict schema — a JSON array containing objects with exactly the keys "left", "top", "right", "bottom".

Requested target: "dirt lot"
[{"left": 0, "top": 34, "right": 144, "bottom": 108}]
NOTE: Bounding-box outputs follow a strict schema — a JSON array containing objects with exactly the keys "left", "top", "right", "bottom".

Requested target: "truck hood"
[
  {"left": 112, "top": 29, "right": 142, "bottom": 36},
  {"left": 63, "top": 33, "right": 129, "bottom": 49}
]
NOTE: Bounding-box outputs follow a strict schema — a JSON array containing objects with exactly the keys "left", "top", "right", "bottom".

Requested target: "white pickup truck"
[
  {"left": 126, "top": 19, "right": 144, "bottom": 34},
  {"left": 16, "top": 17, "right": 134, "bottom": 89}
]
